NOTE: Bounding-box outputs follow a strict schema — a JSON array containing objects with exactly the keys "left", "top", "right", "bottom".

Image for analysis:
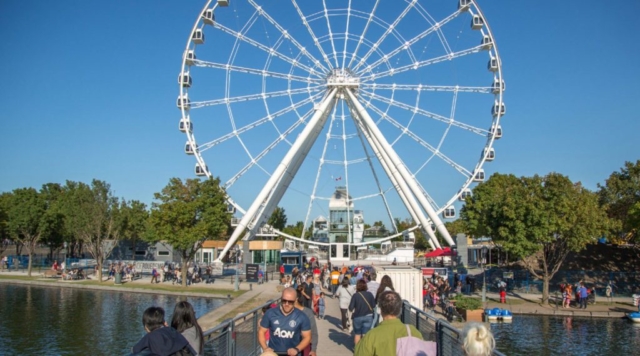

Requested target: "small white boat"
[
  {"left": 485, "top": 308, "right": 513, "bottom": 322},
  {"left": 628, "top": 312, "right": 640, "bottom": 323}
]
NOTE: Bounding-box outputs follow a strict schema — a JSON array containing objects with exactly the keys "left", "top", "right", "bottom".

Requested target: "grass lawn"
[{"left": 215, "top": 295, "right": 273, "bottom": 324}]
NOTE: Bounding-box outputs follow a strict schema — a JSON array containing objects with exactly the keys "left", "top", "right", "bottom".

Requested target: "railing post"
[
  {"left": 253, "top": 310, "right": 259, "bottom": 355},
  {"left": 436, "top": 320, "right": 443, "bottom": 356},
  {"left": 228, "top": 320, "right": 235, "bottom": 356}
]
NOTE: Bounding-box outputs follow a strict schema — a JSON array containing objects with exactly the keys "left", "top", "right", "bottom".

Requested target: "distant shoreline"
[{"left": 0, "top": 277, "right": 232, "bottom": 299}]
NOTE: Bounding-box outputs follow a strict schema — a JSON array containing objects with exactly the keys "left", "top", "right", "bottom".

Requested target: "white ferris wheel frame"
[{"left": 177, "top": 0, "right": 506, "bottom": 263}]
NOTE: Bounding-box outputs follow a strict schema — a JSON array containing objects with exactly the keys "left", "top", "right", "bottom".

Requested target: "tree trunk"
[
  {"left": 542, "top": 276, "right": 550, "bottom": 305},
  {"left": 27, "top": 250, "right": 33, "bottom": 277},
  {"left": 96, "top": 259, "right": 103, "bottom": 282},
  {"left": 182, "top": 260, "right": 188, "bottom": 287}
]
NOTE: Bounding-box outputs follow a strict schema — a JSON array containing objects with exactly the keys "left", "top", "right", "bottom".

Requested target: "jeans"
[
  {"left": 580, "top": 297, "right": 587, "bottom": 309},
  {"left": 352, "top": 314, "right": 374, "bottom": 335}
]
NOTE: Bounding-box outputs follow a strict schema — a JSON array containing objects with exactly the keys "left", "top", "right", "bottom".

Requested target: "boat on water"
[
  {"left": 627, "top": 312, "right": 640, "bottom": 323},
  {"left": 485, "top": 308, "right": 513, "bottom": 322}
]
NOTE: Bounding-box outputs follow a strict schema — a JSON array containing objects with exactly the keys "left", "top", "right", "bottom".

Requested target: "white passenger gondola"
[
  {"left": 178, "top": 72, "right": 192, "bottom": 88},
  {"left": 483, "top": 148, "right": 495, "bottom": 161},
  {"left": 491, "top": 78, "right": 505, "bottom": 94},
  {"left": 202, "top": 9, "right": 215, "bottom": 25},
  {"left": 192, "top": 29, "right": 205, "bottom": 45},
  {"left": 458, "top": 0, "right": 471, "bottom": 11},
  {"left": 489, "top": 125, "right": 502, "bottom": 139},
  {"left": 179, "top": 118, "right": 192, "bottom": 133},
  {"left": 218, "top": 0, "right": 229, "bottom": 7},
  {"left": 443, "top": 207, "right": 456, "bottom": 219},
  {"left": 481, "top": 35, "right": 493, "bottom": 50},
  {"left": 459, "top": 188, "right": 472, "bottom": 201},
  {"left": 471, "top": 15, "right": 484, "bottom": 30},
  {"left": 177, "top": 94, "right": 190, "bottom": 110},
  {"left": 195, "top": 163, "right": 208, "bottom": 176},
  {"left": 492, "top": 101, "right": 506, "bottom": 117},
  {"left": 185, "top": 142, "right": 195, "bottom": 155},
  {"left": 488, "top": 56, "right": 499, "bottom": 72},
  {"left": 227, "top": 204, "right": 236, "bottom": 214},
  {"left": 185, "top": 50, "right": 196, "bottom": 66},
  {"left": 474, "top": 169, "right": 485, "bottom": 182}
]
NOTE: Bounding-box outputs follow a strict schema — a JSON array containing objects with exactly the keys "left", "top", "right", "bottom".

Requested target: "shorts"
[{"left": 352, "top": 314, "right": 374, "bottom": 335}]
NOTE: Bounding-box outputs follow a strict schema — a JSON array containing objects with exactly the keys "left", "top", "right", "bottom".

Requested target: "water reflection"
[
  {"left": 0, "top": 284, "right": 225, "bottom": 355},
  {"left": 492, "top": 315, "right": 640, "bottom": 355}
]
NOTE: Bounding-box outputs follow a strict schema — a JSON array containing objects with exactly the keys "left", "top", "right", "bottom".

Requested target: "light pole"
[
  {"left": 234, "top": 246, "right": 240, "bottom": 292},
  {"left": 482, "top": 246, "right": 487, "bottom": 303}
]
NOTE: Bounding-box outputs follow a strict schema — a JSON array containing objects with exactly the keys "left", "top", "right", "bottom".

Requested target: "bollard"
[
  {"left": 250, "top": 284, "right": 253, "bottom": 291},
  {"left": 227, "top": 294, "right": 231, "bottom": 302}
]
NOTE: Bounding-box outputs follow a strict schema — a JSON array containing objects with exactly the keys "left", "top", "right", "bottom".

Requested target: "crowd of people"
[{"left": 263, "top": 262, "right": 496, "bottom": 356}]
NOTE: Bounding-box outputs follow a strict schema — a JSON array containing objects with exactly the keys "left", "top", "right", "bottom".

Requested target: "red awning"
[{"left": 424, "top": 247, "right": 455, "bottom": 258}]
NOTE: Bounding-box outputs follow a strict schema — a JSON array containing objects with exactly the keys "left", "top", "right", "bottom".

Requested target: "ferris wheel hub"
[{"left": 326, "top": 68, "right": 360, "bottom": 90}]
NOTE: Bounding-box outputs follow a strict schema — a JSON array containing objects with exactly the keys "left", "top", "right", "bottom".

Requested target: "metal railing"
[
  {"left": 202, "top": 298, "right": 279, "bottom": 356},
  {"left": 401, "top": 300, "right": 507, "bottom": 356},
  {"left": 201, "top": 298, "right": 507, "bottom": 356}
]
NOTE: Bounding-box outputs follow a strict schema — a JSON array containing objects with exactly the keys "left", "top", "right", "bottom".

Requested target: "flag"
[{"left": 335, "top": 176, "right": 342, "bottom": 181}]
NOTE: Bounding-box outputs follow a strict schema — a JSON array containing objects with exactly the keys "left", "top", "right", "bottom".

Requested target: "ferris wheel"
[{"left": 177, "top": 0, "right": 505, "bottom": 261}]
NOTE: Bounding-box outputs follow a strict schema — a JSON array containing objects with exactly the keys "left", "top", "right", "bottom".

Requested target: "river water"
[
  {"left": 0, "top": 284, "right": 225, "bottom": 355},
  {"left": 491, "top": 315, "right": 640, "bottom": 355}
]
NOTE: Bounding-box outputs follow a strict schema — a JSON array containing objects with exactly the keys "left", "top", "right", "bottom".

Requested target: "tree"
[
  {"left": 461, "top": 173, "right": 608, "bottom": 305},
  {"left": 598, "top": 160, "right": 640, "bottom": 245},
  {"left": 121, "top": 200, "right": 149, "bottom": 258},
  {"left": 39, "top": 183, "right": 66, "bottom": 260},
  {"left": 0, "top": 193, "right": 11, "bottom": 256},
  {"left": 62, "top": 180, "right": 124, "bottom": 282},
  {"left": 148, "top": 178, "right": 229, "bottom": 287},
  {"left": 268, "top": 206, "right": 288, "bottom": 231},
  {"left": 445, "top": 219, "right": 468, "bottom": 237},
  {"left": 283, "top": 221, "right": 304, "bottom": 238},
  {"left": 5, "top": 188, "right": 48, "bottom": 276}
]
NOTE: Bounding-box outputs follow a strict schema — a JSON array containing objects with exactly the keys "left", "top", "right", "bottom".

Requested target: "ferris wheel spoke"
[
  {"left": 340, "top": 0, "right": 352, "bottom": 69},
  {"left": 215, "top": 22, "right": 325, "bottom": 78},
  {"left": 194, "top": 60, "right": 323, "bottom": 85},
  {"left": 223, "top": 108, "right": 317, "bottom": 189},
  {"left": 197, "top": 92, "right": 324, "bottom": 152},
  {"left": 359, "top": 89, "right": 489, "bottom": 136},
  {"left": 291, "top": 0, "right": 335, "bottom": 70},
  {"left": 360, "top": 45, "right": 484, "bottom": 83},
  {"left": 361, "top": 99, "right": 473, "bottom": 178},
  {"left": 347, "top": 0, "right": 379, "bottom": 69},
  {"left": 191, "top": 86, "right": 322, "bottom": 109},
  {"left": 246, "top": 0, "right": 329, "bottom": 74},
  {"left": 360, "top": 83, "right": 492, "bottom": 94},
  {"left": 352, "top": 0, "right": 418, "bottom": 73},
  {"left": 355, "top": 9, "right": 461, "bottom": 77},
  {"left": 321, "top": 0, "right": 340, "bottom": 68}
]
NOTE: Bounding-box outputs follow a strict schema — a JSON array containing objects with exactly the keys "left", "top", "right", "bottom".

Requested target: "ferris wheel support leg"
[
  {"left": 345, "top": 91, "right": 441, "bottom": 249},
  {"left": 344, "top": 88, "right": 455, "bottom": 247},
  {"left": 347, "top": 100, "right": 437, "bottom": 250},
  {"left": 245, "top": 97, "right": 336, "bottom": 242},
  {"left": 215, "top": 89, "right": 339, "bottom": 263}
]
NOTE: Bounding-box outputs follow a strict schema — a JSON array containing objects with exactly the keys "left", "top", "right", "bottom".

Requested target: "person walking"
[
  {"left": 354, "top": 291, "right": 426, "bottom": 356},
  {"left": 335, "top": 279, "right": 355, "bottom": 331},
  {"left": 578, "top": 283, "right": 588, "bottom": 309},
  {"left": 280, "top": 264, "right": 285, "bottom": 284},
  {"left": 349, "top": 279, "right": 376, "bottom": 345},
  {"left": 150, "top": 267, "right": 159, "bottom": 284},
  {"left": 330, "top": 268, "right": 340, "bottom": 296},
  {"left": 258, "top": 268, "right": 264, "bottom": 285},
  {"left": 302, "top": 275, "right": 314, "bottom": 309},
  {"left": 294, "top": 288, "right": 319, "bottom": 356}
]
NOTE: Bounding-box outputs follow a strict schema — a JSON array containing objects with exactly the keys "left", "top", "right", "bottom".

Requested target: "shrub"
[{"left": 453, "top": 295, "right": 482, "bottom": 310}]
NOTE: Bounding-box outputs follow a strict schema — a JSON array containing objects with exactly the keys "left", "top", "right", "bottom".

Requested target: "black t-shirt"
[{"left": 304, "top": 282, "right": 314, "bottom": 298}]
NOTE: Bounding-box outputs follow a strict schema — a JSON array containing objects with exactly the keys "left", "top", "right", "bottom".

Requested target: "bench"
[{"left": 42, "top": 270, "right": 61, "bottom": 278}]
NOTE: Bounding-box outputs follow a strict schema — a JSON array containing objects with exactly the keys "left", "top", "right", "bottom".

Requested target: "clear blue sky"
[{"left": 1, "top": 0, "right": 638, "bottom": 226}]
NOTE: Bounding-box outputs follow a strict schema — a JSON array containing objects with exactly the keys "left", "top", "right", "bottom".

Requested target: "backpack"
[{"left": 396, "top": 324, "right": 436, "bottom": 356}]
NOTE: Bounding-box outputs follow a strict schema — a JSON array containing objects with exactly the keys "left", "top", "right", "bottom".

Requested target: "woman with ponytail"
[{"left": 461, "top": 322, "right": 495, "bottom": 356}]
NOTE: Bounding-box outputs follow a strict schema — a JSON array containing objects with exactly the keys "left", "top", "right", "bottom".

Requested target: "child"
[
  {"left": 131, "top": 306, "right": 195, "bottom": 356},
  {"left": 499, "top": 288, "right": 506, "bottom": 304},
  {"left": 318, "top": 292, "right": 326, "bottom": 319}
]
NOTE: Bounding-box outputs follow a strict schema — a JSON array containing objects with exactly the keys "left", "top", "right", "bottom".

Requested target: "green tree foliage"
[
  {"left": 148, "top": 178, "right": 229, "bottom": 287},
  {"left": 268, "top": 206, "right": 288, "bottom": 231},
  {"left": 120, "top": 200, "right": 149, "bottom": 255},
  {"left": 445, "top": 219, "right": 468, "bottom": 237},
  {"left": 597, "top": 160, "right": 640, "bottom": 245},
  {"left": 39, "top": 183, "right": 66, "bottom": 260},
  {"left": 0, "top": 193, "right": 11, "bottom": 255},
  {"left": 461, "top": 172, "right": 608, "bottom": 305},
  {"left": 5, "top": 188, "right": 47, "bottom": 276},
  {"left": 282, "top": 221, "right": 304, "bottom": 239},
  {"left": 61, "top": 180, "right": 125, "bottom": 282}
]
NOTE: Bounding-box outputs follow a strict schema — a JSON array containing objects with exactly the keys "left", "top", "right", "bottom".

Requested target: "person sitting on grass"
[{"left": 132, "top": 306, "right": 195, "bottom": 356}]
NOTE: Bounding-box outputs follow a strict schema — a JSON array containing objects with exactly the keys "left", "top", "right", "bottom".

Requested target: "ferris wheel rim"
[{"left": 178, "top": 0, "right": 505, "bottom": 234}]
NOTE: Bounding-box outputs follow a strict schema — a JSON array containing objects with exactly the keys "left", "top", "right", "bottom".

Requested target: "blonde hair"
[{"left": 462, "top": 322, "right": 495, "bottom": 356}]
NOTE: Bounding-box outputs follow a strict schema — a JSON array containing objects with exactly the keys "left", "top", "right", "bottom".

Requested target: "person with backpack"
[{"left": 354, "top": 291, "right": 432, "bottom": 356}]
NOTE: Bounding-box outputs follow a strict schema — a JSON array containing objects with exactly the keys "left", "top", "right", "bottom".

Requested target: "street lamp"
[
  {"left": 234, "top": 245, "right": 240, "bottom": 292},
  {"left": 482, "top": 245, "right": 488, "bottom": 303}
]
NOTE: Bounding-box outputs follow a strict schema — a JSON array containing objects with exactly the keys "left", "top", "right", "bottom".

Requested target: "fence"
[
  {"left": 401, "top": 300, "right": 506, "bottom": 356},
  {"left": 202, "top": 298, "right": 507, "bottom": 356},
  {"left": 478, "top": 268, "right": 640, "bottom": 297}
]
